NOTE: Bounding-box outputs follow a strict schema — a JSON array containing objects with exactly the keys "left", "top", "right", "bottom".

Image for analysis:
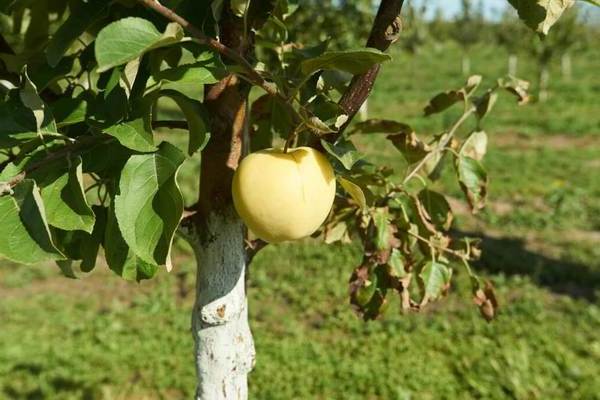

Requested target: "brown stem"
[
  {"left": 136, "top": 0, "right": 278, "bottom": 97},
  {"left": 330, "top": 0, "right": 405, "bottom": 141}
]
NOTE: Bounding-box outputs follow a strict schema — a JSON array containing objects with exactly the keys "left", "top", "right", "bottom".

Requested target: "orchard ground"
[{"left": 1, "top": 43, "right": 599, "bottom": 399}]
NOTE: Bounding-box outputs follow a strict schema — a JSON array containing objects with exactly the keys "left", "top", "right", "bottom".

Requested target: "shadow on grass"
[{"left": 460, "top": 232, "right": 600, "bottom": 300}]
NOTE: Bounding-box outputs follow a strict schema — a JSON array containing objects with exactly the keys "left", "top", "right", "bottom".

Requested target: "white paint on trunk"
[
  {"left": 539, "top": 66, "right": 550, "bottom": 103},
  {"left": 461, "top": 55, "right": 471, "bottom": 76},
  {"left": 185, "top": 208, "right": 255, "bottom": 400},
  {"left": 508, "top": 54, "right": 518, "bottom": 76},
  {"left": 561, "top": 53, "right": 572, "bottom": 81}
]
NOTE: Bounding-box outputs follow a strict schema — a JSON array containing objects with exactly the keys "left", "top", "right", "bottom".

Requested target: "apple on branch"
[{"left": 232, "top": 147, "right": 336, "bottom": 243}]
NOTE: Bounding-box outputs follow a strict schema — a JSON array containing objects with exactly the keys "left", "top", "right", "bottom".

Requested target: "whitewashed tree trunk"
[
  {"left": 508, "top": 54, "right": 518, "bottom": 76},
  {"left": 184, "top": 207, "right": 255, "bottom": 400},
  {"left": 539, "top": 65, "right": 550, "bottom": 103},
  {"left": 561, "top": 53, "right": 572, "bottom": 81},
  {"left": 461, "top": 54, "right": 471, "bottom": 76}
]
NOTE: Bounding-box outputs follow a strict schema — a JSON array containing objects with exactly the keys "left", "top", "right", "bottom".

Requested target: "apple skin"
[{"left": 232, "top": 147, "right": 336, "bottom": 243}]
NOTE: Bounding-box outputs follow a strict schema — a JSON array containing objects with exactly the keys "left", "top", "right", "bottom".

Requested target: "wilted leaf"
[
  {"left": 456, "top": 155, "right": 488, "bottom": 212},
  {"left": 417, "top": 189, "right": 453, "bottom": 231},
  {"left": 498, "top": 76, "right": 530, "bottom": 104},
  {"left": 473, "top": 279, "right": 498, "bottom": 322},
  {"left": 461, "top": 130, "right": 488, "bottom": 161},
  {"left": 475, "top": 91, "right": 498, "bottom": 120},
  {"left": 350, "top": 119, "right": 412, "bottom": 135},
  {"left": 387, "top": 131, "right": 430, "bottom": 165},
  {"left": 508, "top": 0, "right": 575, "bottom": 35}
]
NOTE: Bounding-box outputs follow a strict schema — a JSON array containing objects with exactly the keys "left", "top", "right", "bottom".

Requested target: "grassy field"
[{"left": 1, "top": 43, "right": 600, "bottom": 399}]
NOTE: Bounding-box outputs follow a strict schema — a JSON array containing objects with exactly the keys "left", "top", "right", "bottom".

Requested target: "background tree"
[
  {"left": 0, "top": 0, "right": 589, "bottom": 399},
  {"left": 450, "top": 0, "right": 486, "bottom": 75}
]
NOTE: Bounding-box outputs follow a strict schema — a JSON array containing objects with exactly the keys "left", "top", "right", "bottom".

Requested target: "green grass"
[{"left": 2, "top": 43, "right": 600, "bottom": 399}]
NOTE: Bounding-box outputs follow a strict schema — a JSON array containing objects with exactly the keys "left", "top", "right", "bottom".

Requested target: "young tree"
[
  {"left": 495, "top": 10, "right": 530, "bottom": 76},
  {"left": 450, "top": 0, "right": 486, "bottom": 75},
  {"left": 0, "top": 0, "right": 589, "bottom": 398}
]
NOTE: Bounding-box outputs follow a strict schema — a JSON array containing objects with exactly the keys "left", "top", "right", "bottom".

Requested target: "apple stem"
[{"left": 283, "top": 122, "right": 306, "bottom": 153}]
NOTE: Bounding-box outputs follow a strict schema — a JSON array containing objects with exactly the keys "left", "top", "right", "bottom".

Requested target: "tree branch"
[
  {"left": 136, "top": 0, "right": 278, "bottom": 97},
  {"left": 331, "top": 0, "right": 405, "bottom": 141},
  {"left": 3, "top": 135, "right": 111, "bottom": 189}
]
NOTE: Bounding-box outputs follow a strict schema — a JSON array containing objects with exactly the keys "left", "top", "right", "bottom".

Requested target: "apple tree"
[{"left": 0, "top": 0, "right": 593, "bottom": 398}]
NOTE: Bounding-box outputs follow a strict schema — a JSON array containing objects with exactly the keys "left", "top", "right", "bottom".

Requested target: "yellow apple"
[{"left": 232, "top": 147, "right": 336, "bottom": 243}]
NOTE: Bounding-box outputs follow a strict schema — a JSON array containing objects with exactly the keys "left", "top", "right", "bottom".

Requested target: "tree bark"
[{"left": 183, "top": 208, "right": 254, "bottom": 400}]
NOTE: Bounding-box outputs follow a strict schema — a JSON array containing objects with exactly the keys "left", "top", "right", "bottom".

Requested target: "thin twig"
[
  {"left": 406, "top": 229, "right": 468, "bottom": 261},
  {"left": 403, "top": 107, "right": 475, "bottom": 185},
  {"left": 136, "top": 0, "right": 278, "bottom": 97}
]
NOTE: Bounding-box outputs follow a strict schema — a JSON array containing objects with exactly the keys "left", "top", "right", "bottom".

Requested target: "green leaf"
[
  {"left": 114, "top": 142, "right": 185, "bottom": 268},
  {"left": 32, "top": 157, "right": 95, "bottom": 233},
  {"left": 338, "top": 176, "right": 367, "bottom": 209},
  {"left": 104, "top": 203, "right": 158, "bottom": 281},
  {"left": 373, "top": 207, "right": 391, "bottom": 252},
  {"left": 300, "top": 48, "right": 391, "bottom": 76},
  {"left": 50, "top": 96, "right": 88, "bottom": 127},
  {"left": 105, "top": 118, "right": 156, "bottom": 153},
  {"left": 0, "top": 180, "right": 64, "bottom": 264},
  {"left": 95, "top": 18, "right": 184, "bottom": 73},
  {"left": 424, "top": 90, "right": 464, "bottom": 116},
  {"left": 54, "top": 205, "right": 107, "bottom": 273},
  {"left": 419, "top": 261, "right": 452, "bottom": 303},
  {"left": 45, "top": 0, "right": 108, "bottom": 67},
  {"left": 159, "top": 90, "right": 211, "bottom": 155},
  {"left": 152, "top": 58, "right": 225, "bottom": 92},
  {"left": 388, "top": 249, "right": 407, "bottom": 278},
  {"left": 507, "top": 0, "right": 575, "bottom": 35},
  {"left": 19, "top": 68, "right": 57, "bottom": 137},
  {"left": 320, "top": 139, "right": 363, "bottom": 171},
  {"left": 456, "top": 155, "right": 488, "bottom": 212}
]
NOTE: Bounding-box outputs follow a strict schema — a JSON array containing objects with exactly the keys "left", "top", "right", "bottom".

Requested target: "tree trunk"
[
  {"left": 561, "top": 53, "right": 572, "bottom": 81},
  {"left": 539, "top": 64, "right": 550, "bottom": 103},
  {"left": 185, "top": 207, "right": 254, "bottom": 400},
  {"left": 508, "top": 53, "right": 518, "bottom": 76},
  {"left": 461, "top": 54, "right": 471, "bottom": 76}
]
